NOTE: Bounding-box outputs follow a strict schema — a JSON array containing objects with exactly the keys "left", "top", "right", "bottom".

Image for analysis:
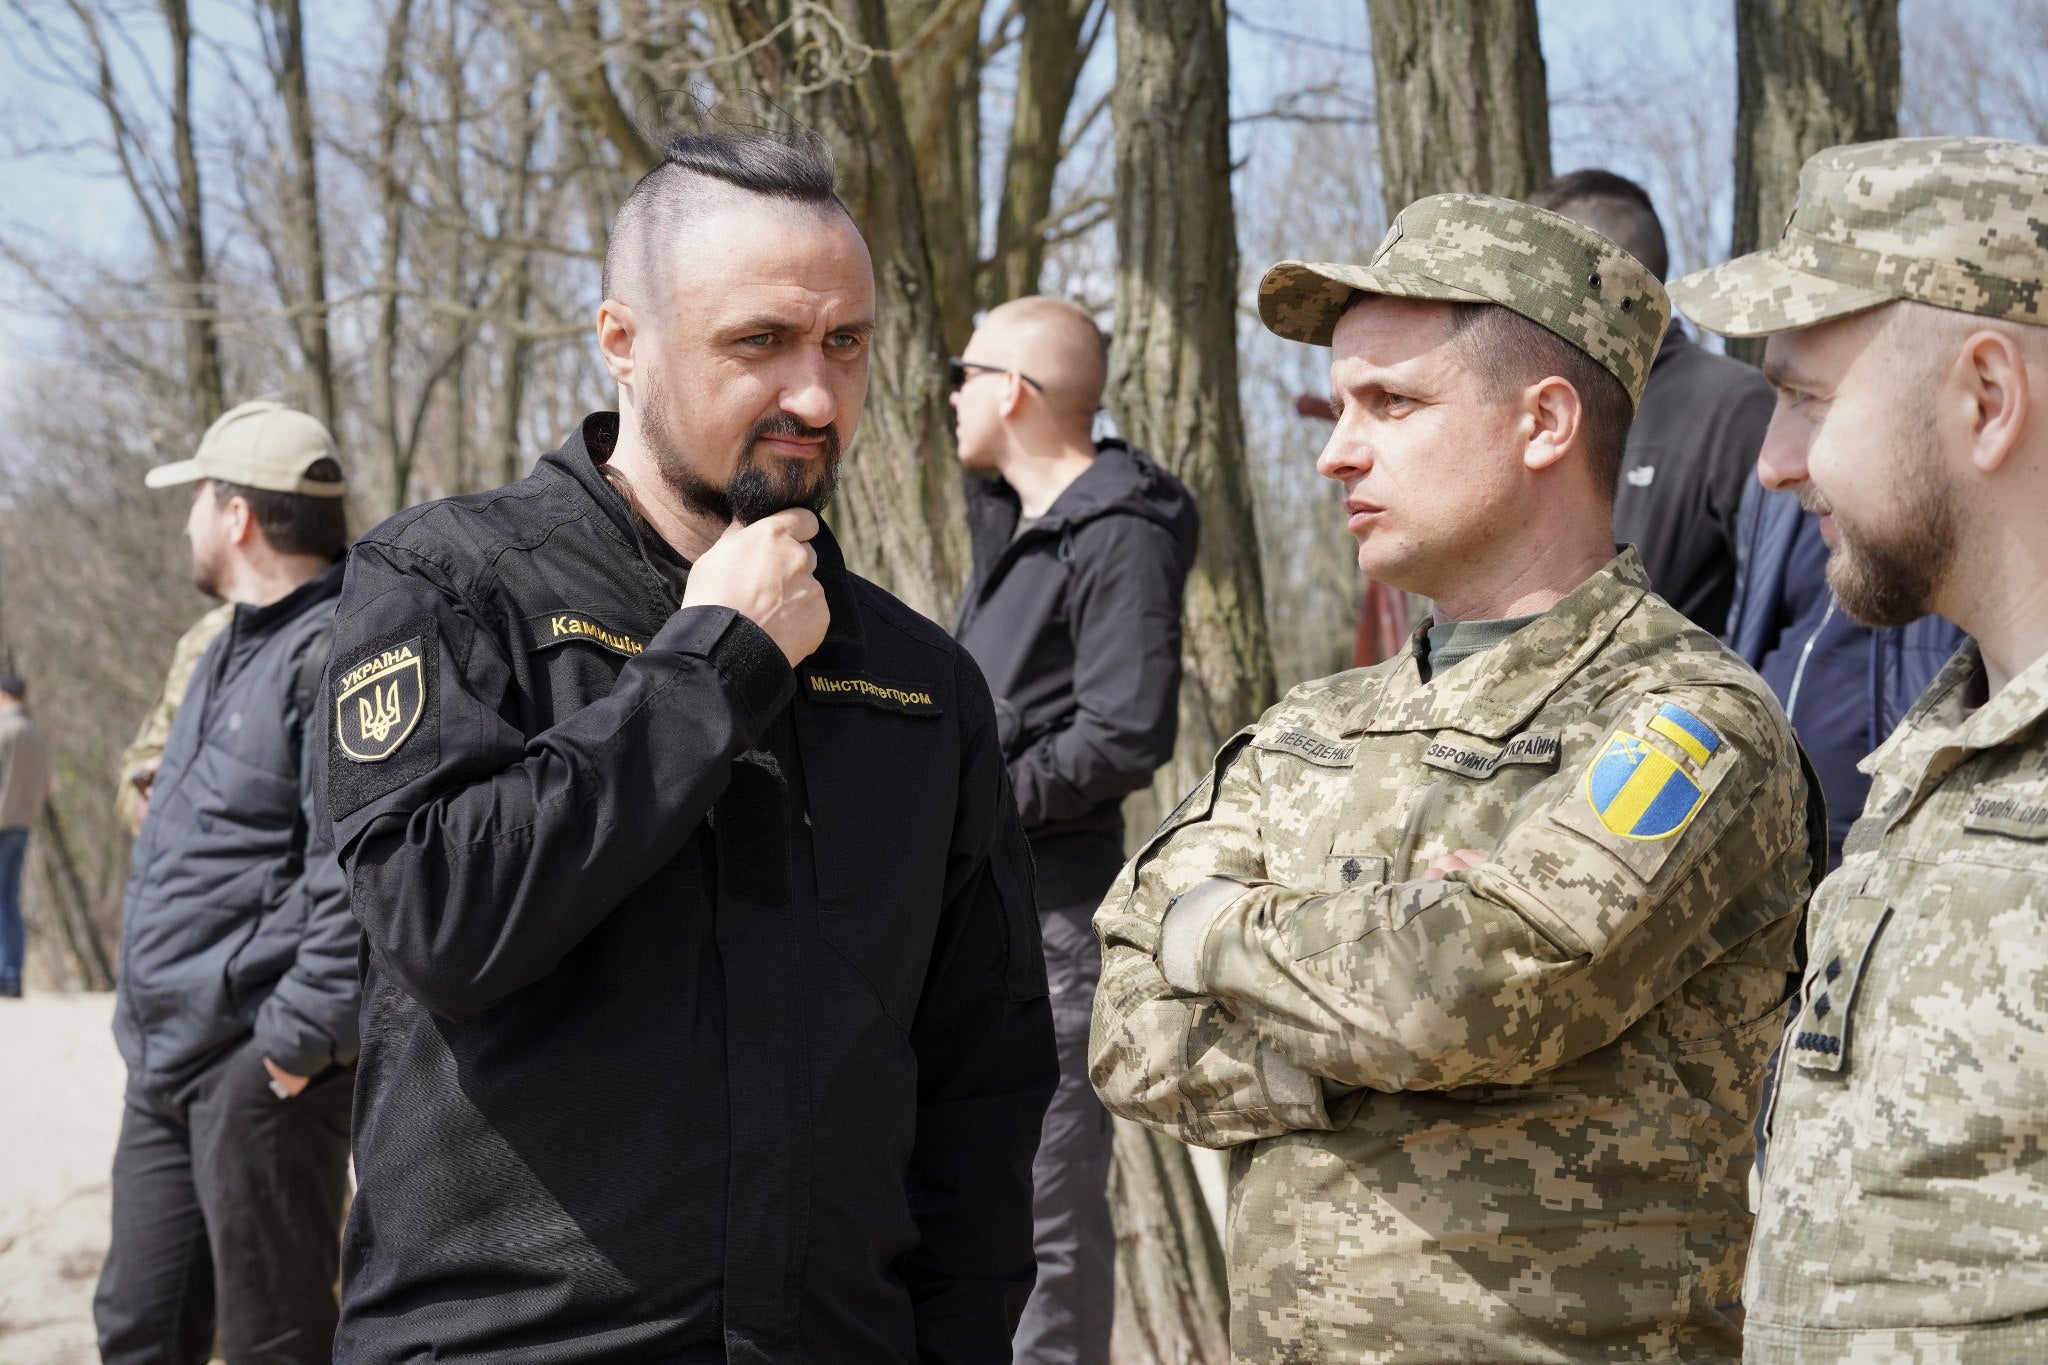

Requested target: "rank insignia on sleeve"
[
  {"left": 1584, "top": 731, "right": 1707, "bottom": 840},
  {"left": 335, "top": 637, "right": 425, "bottom": 763}
]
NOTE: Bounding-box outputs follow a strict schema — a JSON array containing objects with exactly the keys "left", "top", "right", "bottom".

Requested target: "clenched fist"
[{"left": 682, "top": 508, "right": 830, "bottom": 666}]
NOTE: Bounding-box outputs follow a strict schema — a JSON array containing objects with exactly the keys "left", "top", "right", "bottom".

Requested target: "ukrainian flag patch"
[
  {"left": 1585, "top": 731, "right": 1708, "bottom": 840},
  {"left": 1645, "top": 702, "right": 1720, "bottom": 766}
]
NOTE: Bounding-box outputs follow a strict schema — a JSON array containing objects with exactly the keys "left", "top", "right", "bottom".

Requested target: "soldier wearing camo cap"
[
  {"left": 1090, "top": 192, "right": 1822, "bottom": 1361},
  {"left": 1673, "top": 136, "right": 2048, "bottom": 1363}
]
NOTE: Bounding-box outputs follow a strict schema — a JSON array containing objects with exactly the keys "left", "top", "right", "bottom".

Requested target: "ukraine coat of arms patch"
[
  {"left": 335, "top": 637, "right": 425, "bottom": 763},
  {"left": 1584, "top": 703, "right": 1722, "bottom": 840}
]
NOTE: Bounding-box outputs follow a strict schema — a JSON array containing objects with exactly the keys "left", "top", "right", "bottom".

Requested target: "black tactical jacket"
[{"left": 320, "top": 414, "right": 1055, "bottom": 1364}]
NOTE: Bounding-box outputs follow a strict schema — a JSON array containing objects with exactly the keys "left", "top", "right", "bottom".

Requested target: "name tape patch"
[
  {"left": 803, "top": 671, "right": 941, "bottom": 717},
  {"left": 335, "top": 638, "right": 425, "bottom": 763},
  {"left": 1259, "top": 729, "right": 1357, "bottom": 768},
  {"left": 1963, "top": 793, "right": 2048, "bottom": 840},
  {"left": 1421, "top": 730, "right": 1560, "bottom": 780},
  {"left": 529, "top": 612, "right": 647, "bottom": 659}
]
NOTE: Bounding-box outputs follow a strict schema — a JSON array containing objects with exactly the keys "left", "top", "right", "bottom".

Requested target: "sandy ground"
[
  {"left": 0, "top": 994, "right": 1228, "bottom": 1365},
  {"left": 0, "top": 993, "right": 123, "bottom": 1364}
]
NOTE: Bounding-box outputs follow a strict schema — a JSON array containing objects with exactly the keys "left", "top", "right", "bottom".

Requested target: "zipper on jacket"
[{"left": 1784, "top": 595, "right": 1838, "bottom": 723}]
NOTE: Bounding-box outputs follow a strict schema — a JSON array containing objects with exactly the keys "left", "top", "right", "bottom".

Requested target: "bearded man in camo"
[
  {"left": 1675, "top": 135, "right": 2048, "bottom": 1364},
  {"left": 1090, "top": 193, "right": 1824, "bottom": 1363}
]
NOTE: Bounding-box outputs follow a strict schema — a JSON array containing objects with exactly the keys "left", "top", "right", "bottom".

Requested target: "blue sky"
[{"left": 0, "top": 0, "right": 2026, "bottom": 386}]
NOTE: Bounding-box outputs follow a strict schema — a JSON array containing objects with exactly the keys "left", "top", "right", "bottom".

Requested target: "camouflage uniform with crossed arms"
[
  {"left": 1675, "top": 136, "right": 2048, "bottom": 1364},
  {"left": 1091, "top": 195, "right": 1823, "bottom": 1362}
]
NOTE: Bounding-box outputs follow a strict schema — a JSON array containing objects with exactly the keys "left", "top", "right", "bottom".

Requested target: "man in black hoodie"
[{"left": 951, "top": 296, "right": 1199, "bottom": 1365}]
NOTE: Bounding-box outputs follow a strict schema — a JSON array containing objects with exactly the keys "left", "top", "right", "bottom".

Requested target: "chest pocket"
[
  {"left": 798, "top": 674, "right": 956, "bottom": 1029},
  {"left": 1248, "top": 726, "right": 1370, "bottom": 890}
]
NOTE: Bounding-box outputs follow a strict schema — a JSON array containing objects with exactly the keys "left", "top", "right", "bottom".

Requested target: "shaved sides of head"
[
  {"left": 602, "top": 132, "right": 848, "bottom": 314},
  {"left": 975, "top": 296, "right": 1108, "bottom": 427}
]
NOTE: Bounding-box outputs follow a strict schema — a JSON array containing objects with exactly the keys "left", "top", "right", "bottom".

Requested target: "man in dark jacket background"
[
  {"left": 1529, "top": 170, "right": 1775, "bottom": 633},
  {"left": 97, "top": 400, "right": 358, "bottom": 1365},
  {"left": 1725, "top": 480, "right": 1966, "bottom": 869},
  {"left": 951, "top": 295, "right": 1198, "bottom": 1365},
  {"left": 323, "top": 132, "right": 1053, "bottom": 1363}
]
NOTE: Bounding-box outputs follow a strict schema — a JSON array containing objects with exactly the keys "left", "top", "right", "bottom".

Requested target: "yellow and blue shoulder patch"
[
  {"left": 1585, "top": 703, "right": 1722, "bottom": 840},
  {"left": 1548, "top": 695, "right": 1745, "bottom": 884}
]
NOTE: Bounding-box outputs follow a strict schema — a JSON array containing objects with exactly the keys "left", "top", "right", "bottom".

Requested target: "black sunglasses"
[{"left": 948, "top": 357, "right": 1045, "bottom": 394}]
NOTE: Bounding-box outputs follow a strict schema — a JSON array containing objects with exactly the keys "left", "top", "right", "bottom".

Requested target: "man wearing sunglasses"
[{"left": 950, "top": 295, "right": 1197, "bottom": 1365}]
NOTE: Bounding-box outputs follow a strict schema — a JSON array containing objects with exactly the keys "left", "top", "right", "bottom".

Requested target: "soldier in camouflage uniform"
[
  {"left": 1673, "top": 137, "right": 2048, "bottom": 1363},
  {"left": 1090, "top": 194, "right": 1824, "bottom": 1362},
  {"left": 116, "top": 602, "right": 232, "bottom": 834}
]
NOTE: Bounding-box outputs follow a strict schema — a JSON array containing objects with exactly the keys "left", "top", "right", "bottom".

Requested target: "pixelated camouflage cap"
[
  {"left": 1673, "top": 137, "right": 2048, "bottom": 338},
  {"left": 1258, "top": 193, "right": 1671, "bottom": 407}
]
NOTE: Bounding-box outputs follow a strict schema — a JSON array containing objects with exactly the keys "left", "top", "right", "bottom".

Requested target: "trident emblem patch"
[{"left": 335, "top": 638, "right": 425, "bottom": 763}]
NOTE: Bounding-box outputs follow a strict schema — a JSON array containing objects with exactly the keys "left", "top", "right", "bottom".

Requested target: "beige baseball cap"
[
  {"left": 1259, "top": 193, "right": 1672, "bottom": 407},
  {"left": 145, "top": 400, "right": 346, "bottom": 497},
  {"left": 1672, "top": 136, "right": 2048, "bottom": 337}
]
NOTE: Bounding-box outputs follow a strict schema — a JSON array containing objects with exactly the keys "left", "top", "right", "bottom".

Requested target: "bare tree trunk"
[
  {"left": 493, "top": 65, "right": 543, "bottom": 489},
  {"left": 1109, "top": 0, "right": 1276, "bottom": 809},
  {"left": 162, "top": 0, "right": 226, "bottom": 425},
  {"left": 33, "top": 801, "right": 117, "bottom": 991},
  {"left": 987, "top": 0, "right": 1097, "bottom": 308},
  {"left": 1104, "top": 0, "right": 1269, "bottom": 1356},
  {"left": 709, "top": 0, "right": 970, "bottom": 620},
  {"left": 813, "top": 0, "right": 968, "bottom": 618},
  {"left": 438, "top": 0, "right": 472, "bottom": 492},
  {"left": 1109, "top": 1119, "right": 1230, "bottom": 1364},
  {"left": 258, "top": 0, "right": 336, "bottom": 428},
  {"left": 1365, "top": 0, "right": 1551, "bottom": 221},
  {"left": 492, "top": 0, "right": 659, "bottom": 181},
  {"left": 370, "top": 0, "right": 414, "bottom": 513},
  {"left": 1731, "top": 0, "right": 1899, "bottom": 360},
  {"left": 892, "top": 0, "right": 982, "bottom": 354}
]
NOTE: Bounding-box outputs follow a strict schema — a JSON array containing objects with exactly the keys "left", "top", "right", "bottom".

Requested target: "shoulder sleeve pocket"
[{"left": 328, "top": 626, "right": 441, "bottom": 820}]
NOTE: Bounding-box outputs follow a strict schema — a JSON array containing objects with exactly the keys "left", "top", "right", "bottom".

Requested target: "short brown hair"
[
  {"left": 1444, "top": 303, "right": 1634, "bottom": 502},
  {"left": 213, "top": 458, "right": 350, "bottom": 561}
]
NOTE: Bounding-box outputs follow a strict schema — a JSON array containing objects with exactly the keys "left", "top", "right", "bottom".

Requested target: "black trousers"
[
  {"left": 1013, "top": 891, "right": 1118, "bottom": 1365},
  {"left": 95, "top": 1035, "right": 353, "bottom": 1365}
]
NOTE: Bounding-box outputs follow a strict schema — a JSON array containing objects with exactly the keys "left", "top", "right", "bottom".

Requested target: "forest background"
[{"left": 1, "top": 1, "right": 2044, "bottom": 1357}]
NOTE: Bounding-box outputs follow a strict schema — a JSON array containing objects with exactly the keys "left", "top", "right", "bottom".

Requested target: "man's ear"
[
  {"left": 597, "top": 299, "right": 638, "bottom": 385},
  {"left": 1958, "top": 328, "right": 2031, "bottom": 476},
  {"left": 1001, "top": 372, "right": 1030, "bottom": 420},
  {"left": 1522, "top": 376, "right": 1584, "bottom": 474},
  {"left": 221, "top": 492, "right": 257, "bottom": 549}
]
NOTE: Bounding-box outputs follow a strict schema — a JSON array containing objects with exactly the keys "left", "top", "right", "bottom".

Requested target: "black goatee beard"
[{"left": 640, "top": 377, "right": 841, "bottom": 527}]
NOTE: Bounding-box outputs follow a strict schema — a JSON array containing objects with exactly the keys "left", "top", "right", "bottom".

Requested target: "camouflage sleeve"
[
  {"left": 1170, "top": 683, "right": 1805, "bottom": 1093},
  {"left": 1090, "top": 733, "right": 1341, "bottom": 1149},
  {"left": 115, "top": 603, "right": 233, "bottom": 833}
]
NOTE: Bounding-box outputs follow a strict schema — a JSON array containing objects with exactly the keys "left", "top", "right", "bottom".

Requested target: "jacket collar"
[
  {"left": 543, "top": 412, "right": 862, "bottom": 648},
  {"left": 1350, "top": 549, "right": 1651, "bottom": 740},
  {"left": 1860, "top": 638, "right": 2048, "bottom": 809},
  {"left": 229, "top": 559, "right": 345, "bottom": 639}
]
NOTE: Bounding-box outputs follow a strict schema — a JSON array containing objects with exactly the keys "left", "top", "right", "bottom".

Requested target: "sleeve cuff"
[
  {"left": 1157, "top": 877, "right": 1250, "bottom": 993},
  {"left": 650, "top": 605, "right": 797, "bottom": 739},
  {"left": 254, "top": 1011, "right": 333, "bottom": 1079}
]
